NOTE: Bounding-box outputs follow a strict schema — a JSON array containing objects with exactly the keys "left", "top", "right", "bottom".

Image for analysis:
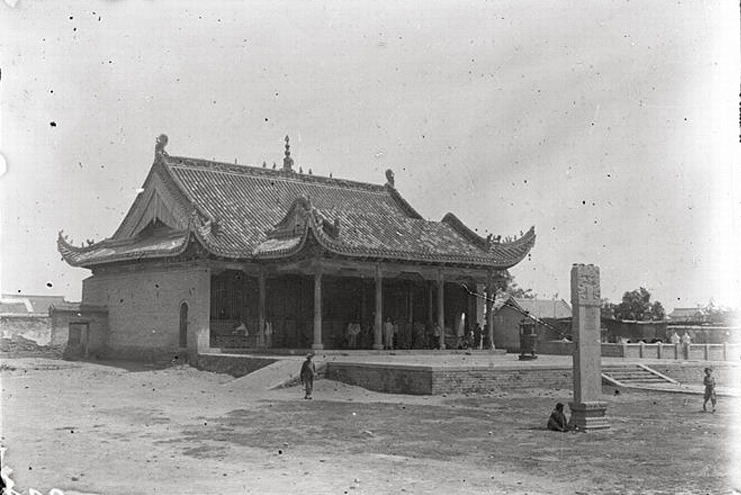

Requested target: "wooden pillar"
[
  {"left": 486, "top": 270, "right": 494, "bottom": 350},
  {"left": 373, "top": 266, "right": 383, "bottom": 350},
  {"left": 427, "top": 282, "right": 434, "bottom": 325},
  {"left": 312, "top": 271, "right": 324, "bottom": 350},
  {"left": 408, "top": 283, "right": 414, "bottom": 324},
  {"left": 437, "top": 271, "right": 445, "bottom": 350},
  {"left": 257, "top": 269, "right": 266, "bottom": 348}
]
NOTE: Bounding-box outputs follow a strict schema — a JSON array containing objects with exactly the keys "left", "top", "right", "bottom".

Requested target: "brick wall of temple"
[{"left": 81, "top": 263, "right": 210, "bottom": 361}]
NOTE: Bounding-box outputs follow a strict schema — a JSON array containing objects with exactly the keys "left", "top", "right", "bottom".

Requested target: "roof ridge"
[{"left": 165, "top": 155, "right": 388, "bottom": 193}]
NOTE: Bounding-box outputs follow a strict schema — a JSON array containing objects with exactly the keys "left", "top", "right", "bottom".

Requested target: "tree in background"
[
  {"left": 495, "top": 271, "right": 537, "bottom": 299},
  {"left": 697, "top": 301, "right": 737, "bottom": 325},
  {"left": 602, "top": 287, "right": 665, "bottom": 321}
]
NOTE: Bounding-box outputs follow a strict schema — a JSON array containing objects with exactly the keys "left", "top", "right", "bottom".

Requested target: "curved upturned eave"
[
  {"left": 57, "top": 230, "right": 192, "bottom": 268},
  {"left": 304, "top": 216, "right": 536, "bottom": 269},
  {"left": 192, "top": 213, "right": 535, "bottom": 268}
]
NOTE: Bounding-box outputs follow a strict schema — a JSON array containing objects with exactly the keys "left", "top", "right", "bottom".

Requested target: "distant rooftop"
[{"left": 0, "top": 294, "right": 68, "bottom": 315}]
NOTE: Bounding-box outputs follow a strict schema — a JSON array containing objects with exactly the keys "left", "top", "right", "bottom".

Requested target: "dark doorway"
[{"left": 68, "top": 322, "right": 89, "bottom": 357}]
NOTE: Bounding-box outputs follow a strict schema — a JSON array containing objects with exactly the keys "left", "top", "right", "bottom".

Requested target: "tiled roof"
[
  {"left": 59, "top": 145, "right": 536, "bottom": 269},
  {"left": 0, "top": 295, "right": 67, "bottom": 315},
  {"left": 668, "top": 308, "right": 703, "bottom": 320},
  {"left": 514, "top": 298, "right": 572, "bottom": 319}
]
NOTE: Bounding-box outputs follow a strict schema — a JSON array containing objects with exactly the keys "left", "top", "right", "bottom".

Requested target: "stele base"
[{"left": 568, "top": 401, "right": 610, "bottom": 431}]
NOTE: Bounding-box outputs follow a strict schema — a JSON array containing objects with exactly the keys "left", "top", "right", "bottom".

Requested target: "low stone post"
[
  {"left": 639, "top": 341, "right": 645, "bottom": 358},
  {"left": 704, "top": 344, "right": 710, "bottom": 361},
  {"left": 657, "top": 343, "right": 662, "bottom": 359},
  {"left": 568, "top": 264, "right": 609, "bottom": 431},
  {"left": 723, "top": 342, "right": 728, "bottom": 361},
  {"left": 674, "top": 343, "right": 679, "bottom": 360}
]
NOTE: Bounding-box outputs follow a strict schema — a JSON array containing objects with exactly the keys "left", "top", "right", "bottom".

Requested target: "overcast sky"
[{"left": 1, "top": 0, "right": 739, "bottom": 310}]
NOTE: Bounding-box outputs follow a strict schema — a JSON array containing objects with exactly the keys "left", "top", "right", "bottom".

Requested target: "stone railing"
[{"left": 537, "top": 340, "right": 741, "bottom": 361}]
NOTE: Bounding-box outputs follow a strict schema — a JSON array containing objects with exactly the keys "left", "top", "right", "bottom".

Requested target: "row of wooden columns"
[{"left": 253, "top": 266, "right": 496, "bottom": 351}]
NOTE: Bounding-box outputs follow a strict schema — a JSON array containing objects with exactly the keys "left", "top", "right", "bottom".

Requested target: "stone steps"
[{"left": 602, "top": 365, "right": 676, "bottom": 386}]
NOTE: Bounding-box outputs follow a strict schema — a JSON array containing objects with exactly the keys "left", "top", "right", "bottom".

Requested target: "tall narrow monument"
[{"left": 569, "top": 264, "right": 610, "bottom": 431}]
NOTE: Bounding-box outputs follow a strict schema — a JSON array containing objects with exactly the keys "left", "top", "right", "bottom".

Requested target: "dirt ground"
[{"left": 1, "top": 357, "right": 739, "bottom": 495}]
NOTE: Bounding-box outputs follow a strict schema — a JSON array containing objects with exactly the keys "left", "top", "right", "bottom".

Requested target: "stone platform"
[
  {"left": 197, "top": 350, "right": 741, "bottom": 396},
  {"left": 199, "top": 350, "right": 574, "bottom": 394}
]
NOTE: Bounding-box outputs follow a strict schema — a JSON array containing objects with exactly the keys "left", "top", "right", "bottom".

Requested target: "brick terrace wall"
[
  {"left": 196, "top": 354, "right": 277, "bottom": 377},
  {"left": 326, "top": 362, "right": 572, "bottom": 395},
  {"left": 82, "top": 263, "right": 210, "bottom": 361},
  {"left": 0, "top": 315, "right": 51, "bottom": 345},
  {"left": 327, "top": 363, "right": 433, "bottom": 395},
  {"left": 431, "top": 367, "right": 572, "bottom": 395}
]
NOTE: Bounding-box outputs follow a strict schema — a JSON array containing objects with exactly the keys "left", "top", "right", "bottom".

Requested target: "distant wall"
[
  {"left": 0, "top": 315, "right": 51, "bottom": 345},
  {"left": 668, "top": 326, "right": 741, "bottom": 344}
]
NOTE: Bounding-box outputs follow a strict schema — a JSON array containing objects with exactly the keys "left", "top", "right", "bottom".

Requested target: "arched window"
[{"left": 179, "top": 302, "right": 188, "bottom": 348}]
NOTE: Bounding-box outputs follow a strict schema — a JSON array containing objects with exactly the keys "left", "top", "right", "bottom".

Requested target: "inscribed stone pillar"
[
  {"left": 373, "top": 266, "right": 383, "bottom": 350},
  {"left": 569, "top": 264, "right": 609, "bottom": 431},
  {"left": 312, "top": 271, "right": 324, "bottom": 350}
]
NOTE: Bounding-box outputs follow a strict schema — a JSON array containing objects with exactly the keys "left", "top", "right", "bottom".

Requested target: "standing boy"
[
  {"left": 300, "top": 353, "right": 317, "bottom": 400},
  {"left": 703, "top": 367, "right": 717, "bottom": 413}
]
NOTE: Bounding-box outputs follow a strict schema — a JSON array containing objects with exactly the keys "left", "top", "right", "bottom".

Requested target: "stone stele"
[{"left": 568, "top": 263, "right": 610, "bottom": 431}]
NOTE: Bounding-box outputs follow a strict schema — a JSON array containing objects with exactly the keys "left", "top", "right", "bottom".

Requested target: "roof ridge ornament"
[
  {"left": 283, "top": 135, "right": 294, "bottom": 172},
  {"left": 155, "top": 134, "right": 169, "bottom": 160},
  {"left": 385, "top": 169, "right": 395, "bottom": 188}
]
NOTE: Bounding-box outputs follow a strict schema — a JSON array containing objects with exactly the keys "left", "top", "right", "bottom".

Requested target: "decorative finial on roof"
[
  {"left": 308, "top": 168, "right": 312, "bottom": 175},
  {"left": 155, "top": 134, "right": 169, "bottom": 159},
  {"left": 385, "top": 169, "right": 395, "bottom": 188},
  {"left": 283, "top": 135, "right": 294, "bottom": 172},
  {"left": 329, "top": 172, "right": 333, "bottom": 178},
  {"left": 272, "top": 162, "right": 277, "bottom": 169},
  {"left": 299, "top": 166, "right": 303, "bottom": 174},
  {"left": 262, "top": 161, "right": 267, "bottom": 168}
]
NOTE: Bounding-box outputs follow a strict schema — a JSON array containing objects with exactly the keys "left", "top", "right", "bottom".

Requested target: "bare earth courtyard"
[{"left": 1, "top": 357, "right": 739, "bottom": 495}]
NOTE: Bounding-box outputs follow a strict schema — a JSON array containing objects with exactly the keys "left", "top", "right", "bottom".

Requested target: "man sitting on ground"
[{"left": 547, "top": 402, "right": 572, "bottom": 432}]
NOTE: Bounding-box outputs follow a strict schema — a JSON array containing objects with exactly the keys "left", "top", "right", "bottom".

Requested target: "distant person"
[
  {"left": 473, "top": 323, "right": 482, "bottom": 350},
  {"left": 432, "top": 322, "right": 441, "bottom": 349},
  {"left": 681, "top": 332, "right": 692, "bottom": 345},
  {"left": 300, "top": 353, "right": 316, "bottom": 400},
  {"left": 264, "top": 320, "right": 273, "bottom": 348},
  {"left": 703, "top": 367, "right": 717, "bottom": 413},
  {"left": 383, "top": 317, "right": 395, "bottom": 350},
  {"left": 669, "top": 331, "right": 681, "bottom": 345},
  {"left": 547, "top": 403, "right": 573, "bottom": 432}
]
